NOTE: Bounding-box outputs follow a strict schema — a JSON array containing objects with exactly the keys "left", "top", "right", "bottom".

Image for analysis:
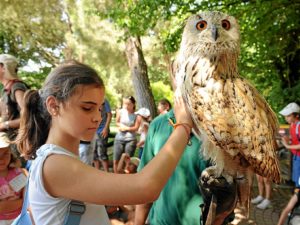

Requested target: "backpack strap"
[
  {"left": 63, "top": 201, "right": 86, "bottom": 225},
  {"left": 4, "top": 79, "right": 22, "bottom": 95},
  {"left": 12, "top": 173, "right": 33, "bottom": 225},
  {"left": 15, "top": 172, "right": 85, "bottom": 225},
  {"left": 296, "top": 121, "right": 300, "bottom": 142}
]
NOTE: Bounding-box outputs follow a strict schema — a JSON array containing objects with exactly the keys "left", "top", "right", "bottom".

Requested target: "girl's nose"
[{"left": 94, "top": 112, "right": 102, "bottom": 124}]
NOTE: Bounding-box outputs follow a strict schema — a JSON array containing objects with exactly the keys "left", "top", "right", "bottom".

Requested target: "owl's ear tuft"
[{"left": 196, "top": 15, "right": 202, "bottom": 20}]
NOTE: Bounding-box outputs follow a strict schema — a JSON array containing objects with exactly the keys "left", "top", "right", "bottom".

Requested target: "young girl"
[
  {"left": 277, "top": 102, "right": 300, "bottom": 224},
  {"left": 135, "top": 107, "right": 150, "bottom": 159},
  {"left": 16, "top": 62, "right": 193, "bottom": 225},
  {"left": 0, "top": 133, "right": 26, "bottom": 225},
  {"left": 113, "top": 96, "right": 141, "bottom": 173}
]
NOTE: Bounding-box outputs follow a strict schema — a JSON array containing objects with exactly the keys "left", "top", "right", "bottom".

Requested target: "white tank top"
[{"left": 29, "top": 144, "right": 111, "bottom": 225}]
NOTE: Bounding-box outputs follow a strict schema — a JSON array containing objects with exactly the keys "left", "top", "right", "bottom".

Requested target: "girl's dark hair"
[
  {"left": 158, "top": 98, "right": 172, "bottom": 110},
  {"left": 292, "top": 112, "right": 300, "bottom": 119},
  {"left": 15, "top": 62, "right": 104, "bottom": 160},
  {"left": 124, "top": 96, "right": 136, "bottom": 110},
  {"left": 8, "top": 148, "right": 18, "bottom": 168}
]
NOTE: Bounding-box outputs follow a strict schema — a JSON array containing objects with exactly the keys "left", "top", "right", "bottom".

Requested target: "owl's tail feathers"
[
  {"left": 236, "top": 168, "right": 254, "bottom": 218},
  {"left": 254, "top": 152, "right": 281, "bottom": 184}
]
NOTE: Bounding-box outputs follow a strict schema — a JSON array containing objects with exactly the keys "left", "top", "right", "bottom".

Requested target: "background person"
[
  {"left": 135, "top": 108, "right": 150, "bottom": 159},
  {"left": 79, "top": 140, "right": 94, "bottom": 166},
  {"left": 93, "top": 99, "right": 112, "bottom": 171},
  {"left": 134, "top": 109, "right": 208, "bottom": 225},
  {"left": 109, "top": 153, "right": 140, "bottom": 225},
  {"left": 251, "top": 174, "right": 272, "bottom": 209},
  {"left": 0, "top": 132, "right": 27, "bottom": 225},
  {"left": 0, "top": 54, "right": 28, "bottom": 167},
  {"left": 277, "top": 102, "right": 300, "bottom": 224},
  {"left": 113, "top": 96, "right": 142, "bottom": 173},
  {"left": 157, "top": 98, "right": 172, "bottom": 115}
]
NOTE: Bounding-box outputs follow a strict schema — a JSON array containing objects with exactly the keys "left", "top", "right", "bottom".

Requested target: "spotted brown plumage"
[{"left": 174, "top": 11, "right": 280, "bottom": 221}]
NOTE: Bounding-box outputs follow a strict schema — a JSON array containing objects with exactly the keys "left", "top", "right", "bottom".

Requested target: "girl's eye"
[
  {"left": 82, "top": 107, "right": 92, "bottom": 111},
  {"left": 221, "top": 20, "right": 231, "bottom": 30},
  {"left": 196, "top": 20, "right": 207, "bottom": 31}
]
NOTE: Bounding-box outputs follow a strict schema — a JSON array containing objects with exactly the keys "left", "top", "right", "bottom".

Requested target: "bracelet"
[
  {"left": 168, "top": 118, "right": 192, "bottom": 145},
  {"left": 4, "top": 121, "right": 9, "bottom": 130}
]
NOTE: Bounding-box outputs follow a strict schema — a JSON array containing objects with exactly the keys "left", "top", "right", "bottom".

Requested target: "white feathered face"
[{"left": 180, "top": 11, "right": 240, "bottom": 56}]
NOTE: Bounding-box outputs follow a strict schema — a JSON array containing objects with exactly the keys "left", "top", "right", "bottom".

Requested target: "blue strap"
[
  {"left": 11, "top": 174, "right": 32, "bottom": 225},
  {"left": 19, "top": 175, "right": 30, "bottom": 218},
  {"left": 63, "top": 200, "right": 86, "bottom": 225},
  {"left": 296, "top": 122, "right": 300, "bottom": 142},
  {"left": 16, "top": 173, "right": 85, "bottom": 225}
]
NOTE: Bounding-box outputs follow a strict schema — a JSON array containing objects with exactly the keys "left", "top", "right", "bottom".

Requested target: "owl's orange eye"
[
  {"left": 196, "top": 20, "right": 207, "bottom": 31},
  {"left": 221, "top": 20, "right": 231, "bottom": 30}
]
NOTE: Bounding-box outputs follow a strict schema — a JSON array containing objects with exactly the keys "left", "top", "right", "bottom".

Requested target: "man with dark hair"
[
  {"left": 93, "top": 99, "right": 112, "bottom": 171},
  {"left": 157, "top": 98, "right": 172, "bottom": 115}
]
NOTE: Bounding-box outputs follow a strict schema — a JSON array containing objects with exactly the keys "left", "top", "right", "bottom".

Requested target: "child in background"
[
  {"left": 116, "top": 153, "right": 140, "bottom": 174},
  {"left": 15, "top": 62, "right": 193, "bottom": 224},
  {"left": 251, "top": 174, "right": 272, "bottom": 209},
  {"left": 135, "top": 108, "right": 150, "bottom": 159},
  {"left": 110, "top": 153, "right": 140, "bottom": 225},
  {"left": 277, "top": 102, "right": 300, "bottom": 225},
  {"left": 0, "top": 132, "right": 27, "bottom": 225}
]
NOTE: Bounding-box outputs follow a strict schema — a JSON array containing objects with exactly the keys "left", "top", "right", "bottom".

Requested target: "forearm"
[
  {"left": 104, "top": 113, "right": 112, "bottom": 130},
  {"left": 117, "top": 153, "right": 127, "bottom": 173},
  {"left": 0, "top": 199, "right": 22, "bottom": 213},
  {"left": 283, "top": 143, "right": 300, "bottom": 150},
  {"left": 134, "top": 203, "right": 152, "bottom": 225},
  {"left": 139, "top": 125, "right": 190, "bottom": 198},
  {"left": 0, "top": 118, "right": 20, "bottom": 131}
]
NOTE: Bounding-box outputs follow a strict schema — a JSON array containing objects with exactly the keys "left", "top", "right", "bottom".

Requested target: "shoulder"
[
  {"left": 11, "top": 80, "right": 28, "bottom": 92},
  {"left": 10, "top": 81, "right": 28, "bottom": 101},
  {"left": 150, "top": 110, "right": 174, "bottom": 128},
  {"left": 104, "top": 99, "right": 111, "bottom": 108}
]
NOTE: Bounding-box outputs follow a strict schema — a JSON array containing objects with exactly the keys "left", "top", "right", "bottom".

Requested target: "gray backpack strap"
[{"left": 63, "top": 200, "right": 86, "bottom": 225}]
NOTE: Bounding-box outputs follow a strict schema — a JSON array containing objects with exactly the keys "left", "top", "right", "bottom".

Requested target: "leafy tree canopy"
[{"left": 105, "top": 0, "right": 300, "bottom": 116}]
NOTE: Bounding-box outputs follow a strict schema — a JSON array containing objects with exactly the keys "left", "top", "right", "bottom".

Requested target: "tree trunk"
[{"left": 125, "top": 36, "right": 157, "bottom": 118}]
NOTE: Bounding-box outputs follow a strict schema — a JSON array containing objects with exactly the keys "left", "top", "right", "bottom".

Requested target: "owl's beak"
[{"left": 211, "top": 25, "right": 219, "bottom": 41}]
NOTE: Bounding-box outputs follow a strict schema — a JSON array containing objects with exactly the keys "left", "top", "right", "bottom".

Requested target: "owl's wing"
[{"left": 181, "top": 68, "right": 280, "bottom": 183}]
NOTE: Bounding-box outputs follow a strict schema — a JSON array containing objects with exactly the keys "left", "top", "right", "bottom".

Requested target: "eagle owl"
[{"left": 174, "top": 11, "right": 280, "bottom": 217}]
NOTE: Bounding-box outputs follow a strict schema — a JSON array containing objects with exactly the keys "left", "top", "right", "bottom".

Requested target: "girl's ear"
[{"left": 46, "top": 96, "right": 59, "bottom": 116}]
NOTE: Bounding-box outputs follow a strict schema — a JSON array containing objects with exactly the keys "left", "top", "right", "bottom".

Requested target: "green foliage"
[
  {"left": 150, "top": 81, "right": 173, "bottom": 105},
  {"left": 105, "top": 0, "right": 300, "bottom": 117},
  {"left": 0, "top": 0, "right": 68, "bottom": 65},
  {"left": 18, "top": 68, "right": 51, "bottom": 90},
  {"left": 0, "top": 0, "right": 298, "bottom": 117}
]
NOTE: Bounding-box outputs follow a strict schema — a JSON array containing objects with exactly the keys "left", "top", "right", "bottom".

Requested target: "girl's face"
[
  {"left": 125, "top": 163, "right": 137, "bottom": 174},
  {"left": 54, "top": 85, "right": 105, "bottom": 142},
  {"left": 0, "top": 148, "right": 11, "bottom": 171},
  {"left": 122, "top": 98, "right": 135, "bottom": 113},
  {"left": 284, "top": 114, "right": 298, "bottom": 124}
]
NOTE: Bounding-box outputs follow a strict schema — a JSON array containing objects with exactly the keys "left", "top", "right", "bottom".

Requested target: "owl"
[{"left": 174, "top": 11, "right": 280, "bottom": 220}]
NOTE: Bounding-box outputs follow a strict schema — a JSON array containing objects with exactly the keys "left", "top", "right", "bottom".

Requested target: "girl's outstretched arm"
[{"left": 43, "top": 96, "right": 193, "bottom": 206}]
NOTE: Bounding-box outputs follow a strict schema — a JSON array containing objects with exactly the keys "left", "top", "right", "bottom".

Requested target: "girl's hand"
[
  {"left": 173, "top": 95, "right": 193, "bottom": 128},
  {"left": 119, "top": 125, "right": 127, "bottom": 132},
  {"left": 281, "top": 136, "right": 289, "bottom": 145}
]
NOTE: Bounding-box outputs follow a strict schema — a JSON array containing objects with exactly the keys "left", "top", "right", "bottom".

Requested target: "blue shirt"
[{"left": 97, "top": 99, "right": 111, "bottom": 134}]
